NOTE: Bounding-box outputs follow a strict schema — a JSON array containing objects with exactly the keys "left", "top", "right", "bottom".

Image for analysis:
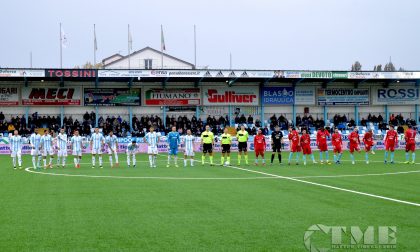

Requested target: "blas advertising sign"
[{"left": 262, "top": 87, "right": 294, "bottom": 105}]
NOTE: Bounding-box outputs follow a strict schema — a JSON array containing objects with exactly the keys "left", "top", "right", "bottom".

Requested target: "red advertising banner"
[
  {"left": 144, "top": 88, "right": 201, "bottom": 106},
  {"left": 45, "top": 69, "right": 97, "bottom": 78},
  {"left": 22, "top": 87, "right": 82, "bottom": 105}
]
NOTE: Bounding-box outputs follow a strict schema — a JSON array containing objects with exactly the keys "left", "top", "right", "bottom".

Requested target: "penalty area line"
[{"left": 219, "top": 162, "right": 420, "bottom": 207}]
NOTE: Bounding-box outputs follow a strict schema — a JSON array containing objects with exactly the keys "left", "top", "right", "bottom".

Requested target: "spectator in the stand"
[
  {"left": 247, "top": 115, "right": 253, "bottom": 125},
  {"left": 397, "top": 125, "right": 405, "bottom": 134},
  {"left": 296, "top": 115, "right": 302, "bottom": 126},
  {"left": 348, "top": 118, "right": 356, "bottom": 128},
  {"left": 361, "top": 118, "right": 367, "bottom": 127},
  {"left": 239, "top": 114, "right": 246, "bottom": 124}
]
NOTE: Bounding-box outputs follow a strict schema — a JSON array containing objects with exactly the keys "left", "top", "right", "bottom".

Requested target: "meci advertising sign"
[{"left": 22, "top": 87, "right": 82, "bottom": 106}]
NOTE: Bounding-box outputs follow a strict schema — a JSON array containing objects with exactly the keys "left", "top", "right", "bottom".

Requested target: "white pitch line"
[
  {"left": 291, "top": 170, "right": 420, "bottom": 179},
  {"left": 23, "top": 154, "right": 420, "bottom": 206},
  {"left": 23, "top": 167, "right": 276, "bottom": 180},
  {"left": 216, "top": 162, "right": 420, "bottom": 207}
]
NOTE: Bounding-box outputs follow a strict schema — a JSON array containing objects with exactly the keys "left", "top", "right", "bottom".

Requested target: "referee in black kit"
[{"left": 271, "top": 126, "right": 284, "bottom": 164}]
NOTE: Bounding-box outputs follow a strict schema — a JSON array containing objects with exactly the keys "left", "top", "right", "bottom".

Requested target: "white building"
[{"left": 102, "top": 47, "right": 195, "bottom": 69}]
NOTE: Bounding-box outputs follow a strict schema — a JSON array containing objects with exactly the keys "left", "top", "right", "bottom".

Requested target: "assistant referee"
[{"left": 201, "top": 125, "right": 214, "bottom": 166}]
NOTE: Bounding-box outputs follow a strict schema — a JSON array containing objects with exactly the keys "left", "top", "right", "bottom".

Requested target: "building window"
[{"left": 144, "top": 59, "right": 153, "bottom": 69}]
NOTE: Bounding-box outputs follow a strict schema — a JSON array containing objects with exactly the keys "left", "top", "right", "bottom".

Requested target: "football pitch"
[{"left": 1, "top": 150, "right": 419, "bottom": 251}]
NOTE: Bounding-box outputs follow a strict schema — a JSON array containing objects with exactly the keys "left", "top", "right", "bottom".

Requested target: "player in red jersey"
[
  {"left": 384, "top": 125, "right": 398, "bottom": 164},
  {"left": 300, "top": 129, "right": 317, "bottom": 165},
  {"left": 254, "top": 129, "right": 266, "bottom": 166},
  {"left": 331, "top": 128, "right": 343, "bottom": 164},
  {"left": 404, "top": 125, "right": 416, "bottom": 164},
  {"left": 316, "top": 126, "right": 331, "bottom": 164},
  {"left": 348, "top": 128, "right": 361, "bottom": 164},
  {"left": 287, "top": 127, "right": 301, "bottom": 165},
  {"left": 363, "top": 129, "right": 375, "bottom": 164}
]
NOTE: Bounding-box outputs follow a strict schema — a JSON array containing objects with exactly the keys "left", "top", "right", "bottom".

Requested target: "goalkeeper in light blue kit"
[{"left": 167, "top": 126, "right": 180, "bottom": 167}]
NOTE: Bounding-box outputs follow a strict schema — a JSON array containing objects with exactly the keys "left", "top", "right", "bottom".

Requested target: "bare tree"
[{"left": 351, "top": 61, "right": 362, "bottom": 71}]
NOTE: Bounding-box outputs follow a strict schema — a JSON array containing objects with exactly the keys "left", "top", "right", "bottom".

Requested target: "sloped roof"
[{"left": 102, "top": 46, "right": 194, "bottom": 68}]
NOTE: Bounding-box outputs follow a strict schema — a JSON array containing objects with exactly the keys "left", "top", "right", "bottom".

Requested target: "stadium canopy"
[{"left": 1, "top": 69, "right": 420, "bottom": 86}]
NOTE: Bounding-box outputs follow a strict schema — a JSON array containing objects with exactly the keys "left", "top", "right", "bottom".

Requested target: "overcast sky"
[{"left": 1, "top": 0, "right": 419, "bottom": 70}]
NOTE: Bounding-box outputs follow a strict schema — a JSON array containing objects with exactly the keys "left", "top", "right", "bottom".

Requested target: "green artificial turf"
[{"left": 0, "top": 150, "right": 419, "bottom": 251}]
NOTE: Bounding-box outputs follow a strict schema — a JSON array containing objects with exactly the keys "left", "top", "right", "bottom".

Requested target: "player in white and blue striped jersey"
[
  {"left": 29, "top": 129, "right": 42, "bottom": 169},
  {"left": 106, "top": 130, "right": 119, "bottom": 168},
  {"left": 183, "top": 129, "right": 195, "bottom": 167},
  {"left": 40, "top": 129, "right": 54, "bottom": 169},
  {"left": 71, "top": 130, "right": 83, "bottom": 168},
  {"left": 126, "top": 140, "right": 138, "bottom": 167},
  {"left": 144, "top": 126, "right": 160, "bottom": 168},
  {"left": 9, "top": 130, "right": 23, "bottom": 169},
  {"left": 56, "top": 128, "right": 68, "bottom": 168},
  {"left": 90, "top": 127, "right": 105, "bottom": 168}
]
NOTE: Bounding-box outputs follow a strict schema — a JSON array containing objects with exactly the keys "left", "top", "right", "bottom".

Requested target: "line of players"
[
  {"left": 285, "top": 125, "right": 416, "bottom": 165},
  {"left": 8, "top": 123, "right": 417, "bottom": 169}
]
